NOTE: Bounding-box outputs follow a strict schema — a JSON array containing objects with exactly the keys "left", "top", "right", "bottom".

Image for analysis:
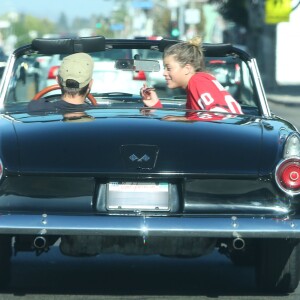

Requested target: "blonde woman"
[{"left": 140, "top": 37, "right": 243, "bottom": 120}]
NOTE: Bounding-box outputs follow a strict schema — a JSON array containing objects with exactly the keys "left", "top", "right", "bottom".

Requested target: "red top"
[
  {"left": 186, "top": 72, "right": 243, "bottom": 114},
  {"left": 151, "top": 72, "right": 243, "bottom": 120}
]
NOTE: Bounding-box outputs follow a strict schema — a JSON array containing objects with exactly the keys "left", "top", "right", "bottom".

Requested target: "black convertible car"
[{"left": 0, "top": 36, "right": 300, "bottom": 293}]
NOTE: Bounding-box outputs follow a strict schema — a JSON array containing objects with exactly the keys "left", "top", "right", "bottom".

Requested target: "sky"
[{"left": 1, "top": 0, "right": 115, "bottom": 21}]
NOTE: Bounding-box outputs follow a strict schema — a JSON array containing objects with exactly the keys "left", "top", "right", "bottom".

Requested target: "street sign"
[
  {"left": 132, "top": 0, "right": 153, "bottom": 9},
  {"left": 265, "top": 0, "right": 292, "bottom": 24}
]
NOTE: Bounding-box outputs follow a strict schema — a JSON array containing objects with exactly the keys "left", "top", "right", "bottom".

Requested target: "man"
[{"left": 28, "top": 52, "right": 94, "bottom": 112}]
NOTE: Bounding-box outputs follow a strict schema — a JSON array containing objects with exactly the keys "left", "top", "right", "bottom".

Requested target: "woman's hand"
[{"left": 140, "top": 83, "right": 160, "bottom": 107}]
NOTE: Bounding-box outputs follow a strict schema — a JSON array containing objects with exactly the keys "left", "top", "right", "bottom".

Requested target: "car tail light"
[
  {"left": 48, "top": 66, "right": 59, "bottom": 79},
  {"left": 283, "top": 134, "right": 300, "bottom": 158},
  {"left": 275, "top": 134, "right": 300, "bottom": 194},
  {"left": 133, "top": 70, "right": 146, "bottom": 80},
  {"left": 234, "top": 63, "right": 241, "bottom": 84},
  {"left": 275, "top": 158, "right": 300, "bottom": 194}
]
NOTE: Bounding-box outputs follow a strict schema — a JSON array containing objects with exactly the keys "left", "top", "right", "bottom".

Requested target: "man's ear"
[{"left": 88, "top": 79, "right": 94, "bottom": 88}]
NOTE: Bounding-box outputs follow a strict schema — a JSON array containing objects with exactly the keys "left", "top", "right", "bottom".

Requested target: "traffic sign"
[{"left": 265, "top": 0, "right": 292, "bottom": 24}]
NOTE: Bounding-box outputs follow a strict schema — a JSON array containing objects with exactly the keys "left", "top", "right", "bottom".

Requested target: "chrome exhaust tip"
[
  {"left": 33, "top": 236, "right": 47, "bottom": 249},
  {"left": 232, "top": 237, "right": 245, "bottom": 250}
]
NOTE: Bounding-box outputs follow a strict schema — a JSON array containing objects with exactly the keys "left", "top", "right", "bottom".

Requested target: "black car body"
[{"left": 0, "top": 36, "right": 300, "bottom": 293}]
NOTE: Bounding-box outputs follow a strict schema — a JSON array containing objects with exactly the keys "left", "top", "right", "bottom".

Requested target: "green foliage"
[
  {"left": 152, "top": 5, "right": 171, "bottom": 37},
  {"left": 94, "top": 19, "right": 114, "bottom": 38},
  {"left": 1, "top": 13, "right": 57, "bottom": 47},
  {"left": 57, "top": 12, "right": 69, "bottom": 34}
]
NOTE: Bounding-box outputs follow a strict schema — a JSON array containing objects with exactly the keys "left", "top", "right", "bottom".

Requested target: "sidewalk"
[{"left": 265, "top": 86, "right": 300, "bottom": 105}]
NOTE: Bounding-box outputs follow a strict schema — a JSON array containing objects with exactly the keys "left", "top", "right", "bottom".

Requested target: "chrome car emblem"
[
  {"left": 129, "top": 154, "right": 150, "bottom": 162},
  {"left": 121, "top": 144, "right": 159, "bottom": 170}
]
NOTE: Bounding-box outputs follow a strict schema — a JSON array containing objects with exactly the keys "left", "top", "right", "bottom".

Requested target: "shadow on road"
[{"left": 4, "top": 247, "right": 288, "bottom": 298}]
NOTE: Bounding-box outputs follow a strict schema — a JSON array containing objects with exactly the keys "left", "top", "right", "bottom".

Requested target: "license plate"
[{"left": 106, "top": 182, "right": 170, "bottom": 211}]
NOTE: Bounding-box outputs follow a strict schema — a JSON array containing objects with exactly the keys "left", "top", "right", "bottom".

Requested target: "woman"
[{"left": 140, "top": 36, "right": 243, "bottom": 121}]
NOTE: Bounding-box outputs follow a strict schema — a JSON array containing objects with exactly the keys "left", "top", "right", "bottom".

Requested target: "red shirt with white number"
[
  {"left": 150, "top": 72, "right": 243, "bottom": 121},
  {"left": 186, "top": 72, "right": 243, "bottom": 114}
]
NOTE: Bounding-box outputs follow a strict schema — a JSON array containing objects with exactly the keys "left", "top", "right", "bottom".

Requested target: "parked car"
[{"left": 0, "top": 36, "right": 300, "bottom": 294}]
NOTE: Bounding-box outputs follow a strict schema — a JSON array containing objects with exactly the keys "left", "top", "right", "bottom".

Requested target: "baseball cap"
[{"left": 59, "top": 53, "right": 94, "bottom": 88}]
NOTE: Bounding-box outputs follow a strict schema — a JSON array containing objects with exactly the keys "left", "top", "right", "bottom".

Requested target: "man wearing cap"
[{"left": 28, "top": 52, "right": 94, "bottom": 112}]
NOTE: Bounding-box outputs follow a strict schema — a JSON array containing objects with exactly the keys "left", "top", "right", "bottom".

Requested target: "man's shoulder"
[
  {"left": 28, "top": 98, "right": 56, "bottom": 111},
  {"left": 28, "top": 98, "right": 91, "bottom": 113}
]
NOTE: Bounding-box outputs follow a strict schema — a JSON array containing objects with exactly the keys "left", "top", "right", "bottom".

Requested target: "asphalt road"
[
  {"left": 268, "top": 100, "right": 300, "bottom": 130},
  {"left": 0, "top": 245, "right": 299, "bottom": 300}
]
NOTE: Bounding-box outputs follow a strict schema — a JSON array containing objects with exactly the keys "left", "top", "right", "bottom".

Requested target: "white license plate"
[{"left": 106, "top": 182, "right": 169, "bottom": 211}]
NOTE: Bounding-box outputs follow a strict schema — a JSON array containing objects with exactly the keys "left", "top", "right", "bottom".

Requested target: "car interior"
[{"left": 0, "top": 36, "right": 261, "bottom": 116}]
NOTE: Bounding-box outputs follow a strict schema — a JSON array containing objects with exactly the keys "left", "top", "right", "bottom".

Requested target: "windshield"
[{"left": 2, "top": 45, "right": 259, "bottom": 116}]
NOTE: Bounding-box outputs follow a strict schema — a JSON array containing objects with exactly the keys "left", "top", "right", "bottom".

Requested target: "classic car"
[{"left": 0, "top": 35, "right": 300, "bottom": 294}]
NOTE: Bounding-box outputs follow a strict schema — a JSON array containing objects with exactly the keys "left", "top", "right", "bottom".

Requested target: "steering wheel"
[{"left": 33, "top": 84, "right": 97, "bottom": 105}]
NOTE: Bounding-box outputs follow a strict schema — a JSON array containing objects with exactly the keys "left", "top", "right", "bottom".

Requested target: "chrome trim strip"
[
  {"left": 0, "top": 214, "right": 299, "bottom": 238},
  {"left": 249, "top": 58, "right": 271, "bottom": 117},
  {"left": 0, "top": 54, "right": 16, "bottom": 107}
]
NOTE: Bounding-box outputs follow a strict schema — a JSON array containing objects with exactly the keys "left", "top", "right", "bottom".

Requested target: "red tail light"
[
  {"left": 133, "top": 70, "right": 146, "bottom": 80},
  {"left": 48, "top": 66, "right": 59, "bottom": 79},
  {"left": 234, "top": 63, "right": 241, "bottom": 84},
  {"left": 209, "top": 60, "right": 226, "bottom": 64},
  {"left": 275, "top": 158, "right": 300, "bottom": 194}
]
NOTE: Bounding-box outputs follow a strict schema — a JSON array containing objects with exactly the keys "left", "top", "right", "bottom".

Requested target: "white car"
[{"left": 42, "top": 49, "right": 150, "bottom": 96}]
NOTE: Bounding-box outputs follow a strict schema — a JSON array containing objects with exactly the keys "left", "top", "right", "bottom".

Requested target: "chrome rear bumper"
[{"left": 0, "top": 214, "right": 299, "bottom": 238}]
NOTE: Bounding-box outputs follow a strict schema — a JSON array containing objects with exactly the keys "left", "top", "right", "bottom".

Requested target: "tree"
[
  {"left": 214, "top": 0, "right": 248, "bottom": 29},
  {"left": 10, "top": 14, "right": 56, "bottom": 47},
  {"left": 57, "top": 12, "right": 69, "bottom": 36},
  {"left": 152, "top": 5, "right": 171, "bottom": 38},
  {"left": 209, "top": 0, "right": 300, "bottom": 89},
  {"left": 209, "top": 0, "right": 276, "bottom": 89}
]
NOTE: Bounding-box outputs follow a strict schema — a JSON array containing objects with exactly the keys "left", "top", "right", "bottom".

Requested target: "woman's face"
[{"left": 163, "top": 55, "right": 191, "bottom": 89}]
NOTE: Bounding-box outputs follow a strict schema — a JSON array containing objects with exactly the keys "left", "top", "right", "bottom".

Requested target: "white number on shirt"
[
  {"left": 212, "top": 79, "right": 226, "bottom": 91},
  {"left": 199, "top": 92, "right": 214, "bottom": 108},
  {"left": 224, "top": 95, "right": 242, "bottom": 114}
]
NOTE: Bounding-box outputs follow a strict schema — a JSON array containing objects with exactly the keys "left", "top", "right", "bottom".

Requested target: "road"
[
  {"left": 8, "top": 247, "right": 247, "bottom": 296},
  {"left": 1, "top": 96, "right": 300, "bottom": 300},
  {"left": 3, "top": 245, "right": 300, "bottom": 300},
  {"left": 268, "top": 100, "right": 300, "bottom": 130},
  {"left": 1, "top": 243, "right": 299, "bottom": 300}
]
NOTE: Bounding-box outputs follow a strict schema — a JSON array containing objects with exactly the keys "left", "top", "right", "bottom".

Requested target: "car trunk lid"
[{"left": 9, "top": 110, "right": 265, "bottom": 176}]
